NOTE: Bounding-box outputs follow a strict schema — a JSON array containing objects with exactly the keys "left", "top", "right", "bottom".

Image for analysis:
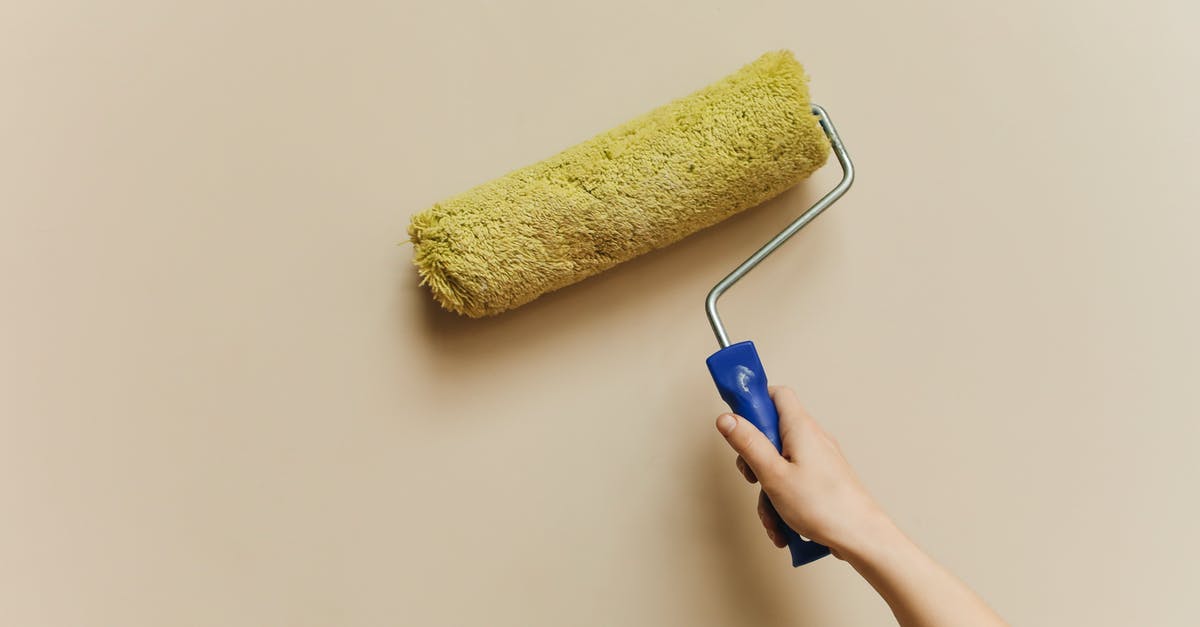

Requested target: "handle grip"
[{"left": 706, "top": 340, "right": 831, "bottom": 567}]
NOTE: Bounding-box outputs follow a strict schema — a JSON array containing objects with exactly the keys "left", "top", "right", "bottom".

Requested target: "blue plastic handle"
[{"left": 706, "top": 340, "right": 831, "bottom": 567}]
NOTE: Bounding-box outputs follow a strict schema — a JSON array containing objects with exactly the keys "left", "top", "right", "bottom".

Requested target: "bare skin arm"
[{"left": 715, "top": 387, "right": 1007, "bottom": 627}]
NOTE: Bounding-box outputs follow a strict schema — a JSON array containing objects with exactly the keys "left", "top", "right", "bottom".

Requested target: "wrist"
[{"left": 831, "top": 507, "right": 907, "bottom": 567}]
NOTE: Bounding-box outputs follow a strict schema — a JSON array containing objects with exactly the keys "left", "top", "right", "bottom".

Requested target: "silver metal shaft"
[{"left": 705, "top": 104, "right": 855, "bottom": 348}]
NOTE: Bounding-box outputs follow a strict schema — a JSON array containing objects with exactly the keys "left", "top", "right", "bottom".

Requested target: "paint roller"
[{"left": 409, "top": 50, "right": 854, "bottom": 566}]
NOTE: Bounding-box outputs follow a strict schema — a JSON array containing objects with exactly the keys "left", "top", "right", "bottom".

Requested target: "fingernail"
[{"left": 716, "top": 414, "right": 736, "bottom": 435}]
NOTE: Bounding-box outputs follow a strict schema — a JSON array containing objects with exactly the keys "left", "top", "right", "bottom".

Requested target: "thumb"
[{"left": 716, "top": 414, "right": 786, "bottom": 481}]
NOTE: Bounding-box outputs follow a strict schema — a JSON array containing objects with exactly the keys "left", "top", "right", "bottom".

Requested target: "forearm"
[{"left": 839, "top": 513, "right": 1007, "bottom": 627}]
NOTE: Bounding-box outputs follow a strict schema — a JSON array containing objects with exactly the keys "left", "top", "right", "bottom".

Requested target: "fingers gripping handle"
[{"left": 706, "top": 341, "right": 831, "bottom": 567}]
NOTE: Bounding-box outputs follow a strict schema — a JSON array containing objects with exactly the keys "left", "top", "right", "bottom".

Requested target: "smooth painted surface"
[{"left": 2, "top": 1, "right": 1197, "bottom": 625}]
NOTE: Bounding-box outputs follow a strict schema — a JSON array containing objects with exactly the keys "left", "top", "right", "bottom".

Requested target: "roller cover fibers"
[{"left": 409, "top": 50, "right": 830, "bottom": 317}]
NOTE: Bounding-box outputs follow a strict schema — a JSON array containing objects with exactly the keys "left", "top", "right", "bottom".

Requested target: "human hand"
[{"left": 715, "top": 386, "right": 891, "bottom": 559}]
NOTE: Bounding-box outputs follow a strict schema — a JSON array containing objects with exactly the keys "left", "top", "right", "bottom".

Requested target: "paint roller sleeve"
[{"left": 408, "top": 50, "right": 830, "bottom": 317}]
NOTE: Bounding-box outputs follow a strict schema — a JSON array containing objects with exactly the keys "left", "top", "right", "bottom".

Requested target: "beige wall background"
[{"left": 3, "top": 1, "right": 1198, "bottom": 625}]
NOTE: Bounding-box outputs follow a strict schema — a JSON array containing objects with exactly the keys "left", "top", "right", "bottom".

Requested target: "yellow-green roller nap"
[{"left": 408, "top": 50, "right": 830, "bottom": 317}]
